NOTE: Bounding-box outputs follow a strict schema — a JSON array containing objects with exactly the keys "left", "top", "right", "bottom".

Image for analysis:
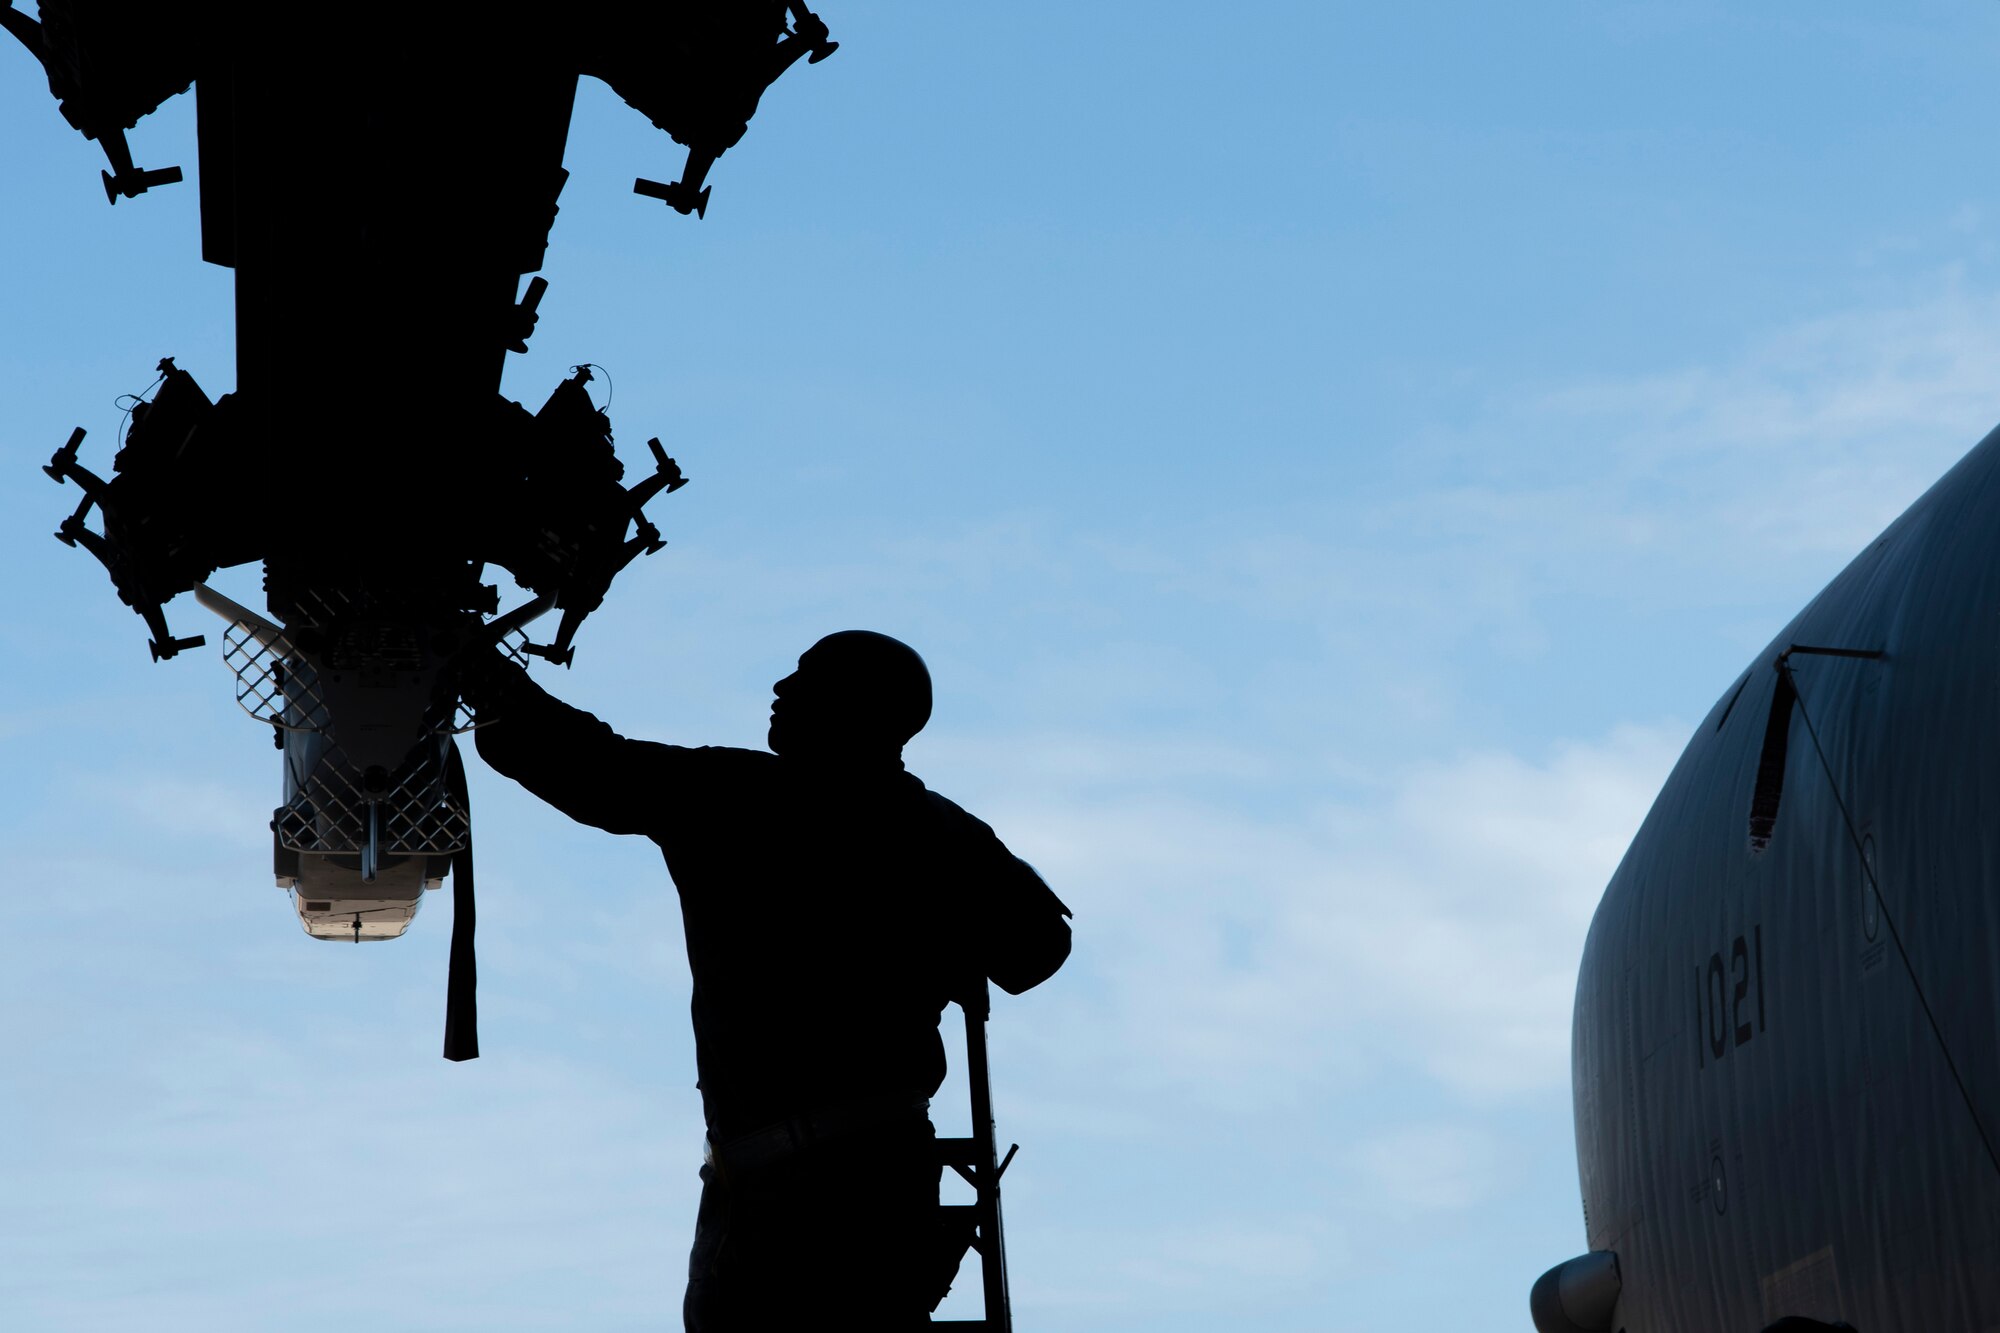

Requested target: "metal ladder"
[{"left": 933, "top": 980, "right": 1018, "bottom": 1331}]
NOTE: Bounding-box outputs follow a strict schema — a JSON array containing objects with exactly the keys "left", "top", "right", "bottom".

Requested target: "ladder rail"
[
  {"left": 934, "top": 979, "right": 1014, "bottom": 1331},
  {"left": 963, "top": 981, "right": 1012, "bottom": 1333}
]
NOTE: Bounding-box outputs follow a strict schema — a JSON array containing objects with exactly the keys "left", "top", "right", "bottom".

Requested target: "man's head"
[{"left": 768, "top": 630, "right": 932, "bottom": 760}]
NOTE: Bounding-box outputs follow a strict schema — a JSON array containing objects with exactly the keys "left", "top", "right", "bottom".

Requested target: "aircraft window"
[{"left": 1747, "top": 672, "right": 1798, "bottom": 852}]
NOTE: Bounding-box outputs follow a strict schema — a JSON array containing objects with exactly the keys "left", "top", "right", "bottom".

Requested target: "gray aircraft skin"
[{"left": 1534, "top": 423, "right": 2000, "bottom": 1333}]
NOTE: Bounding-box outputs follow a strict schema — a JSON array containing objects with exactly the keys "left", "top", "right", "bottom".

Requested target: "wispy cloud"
[
  {"left": 1427, "top": 278, "right": 2000, "bottom": 562},
  {"left": 1346, "top": 1121, "right": 1500, "bottom": 1218},
  {"left": 89, "top": 773, "right": 271, "bottom": 850},
  {"left": 958, "top": 720, "right": 1684, "bottom": 1116},
  {"left": 1021, "top": 1213, "right": 1346, "bottom": 1317}
]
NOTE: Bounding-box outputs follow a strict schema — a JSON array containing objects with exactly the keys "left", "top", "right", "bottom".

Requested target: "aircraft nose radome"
[{"left": 1529, "top": 1250, "right": 1620, "bottom": 1333}]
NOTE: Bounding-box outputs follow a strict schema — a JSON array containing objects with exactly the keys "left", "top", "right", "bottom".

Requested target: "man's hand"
[{"left": 455, "top": 644, "right": 532, "bottom": 720}]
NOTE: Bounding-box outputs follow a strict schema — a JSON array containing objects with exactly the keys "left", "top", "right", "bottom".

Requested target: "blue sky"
[{"left": 8, "top": 3, "right": 2000, "bottom": 1329}]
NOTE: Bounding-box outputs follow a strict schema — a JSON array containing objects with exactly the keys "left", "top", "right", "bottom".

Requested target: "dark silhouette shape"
[
  {"left": 627, "top": 2, "right": 839, "bottom": 217},
  {"left": 16, "top": 0, "right": 837, "bottom": 691},
  {"left": 14, "top": 9, "right": 1070, "bottom": 1323},
  {"left": 770, "top": 629, "right": 933, "bottom": 758},
  {"left": 0, "top": 0, "right": 190, "bottom": 201},
  {"left": 466, "top": 632, "right": 1072, "bottom": 1327},
  {"left": 16, "top": 2, "right": 836, "bottom": 1008}
]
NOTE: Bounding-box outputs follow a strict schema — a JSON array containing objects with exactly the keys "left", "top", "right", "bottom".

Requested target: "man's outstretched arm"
[{"left": 464, "top": 654, "right": 679, "bottom": 837}]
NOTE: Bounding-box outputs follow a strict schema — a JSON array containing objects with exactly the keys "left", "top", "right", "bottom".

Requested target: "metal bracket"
[{"left": 634, "top": 168, "right": 711, "bottom": 219}]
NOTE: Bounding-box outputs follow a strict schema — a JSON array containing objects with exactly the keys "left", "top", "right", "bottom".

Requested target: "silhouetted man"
[{"left": 467, "top": 630, "right": 1072, "bottom": 1329}]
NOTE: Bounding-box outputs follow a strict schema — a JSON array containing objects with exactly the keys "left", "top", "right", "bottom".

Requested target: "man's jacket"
[{"left": 474, "top": 671, "right": 1072, "bottom": 1136}]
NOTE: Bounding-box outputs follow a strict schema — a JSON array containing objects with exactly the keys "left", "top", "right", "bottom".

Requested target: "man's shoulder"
[
  {"left": 913, "top": 783, "right": 966, "bottom": 818},
  {"left": 909, "top": 781, "right": 1004, "bottom": 844}
]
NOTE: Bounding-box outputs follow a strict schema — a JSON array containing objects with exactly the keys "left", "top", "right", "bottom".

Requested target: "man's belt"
[{"left": 705, "top": 1094, "right": 931, "bottom": 1179}]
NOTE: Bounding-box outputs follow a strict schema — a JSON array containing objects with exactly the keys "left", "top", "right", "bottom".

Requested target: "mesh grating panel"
[
  {"left": 217, "top": 617, "right": 529, "bottom": 735},
  {"left": 274, "top": 740, "right": 468, "bottom": 856},
  {"left": 218, "top": 601, "right": 535, "bottom": 854},
  {"left": 220, "top": 620, "right": 328, "bottom": 730}
]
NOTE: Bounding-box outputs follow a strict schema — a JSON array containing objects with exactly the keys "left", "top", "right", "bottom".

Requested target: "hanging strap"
[{"left": 443, "top": 741, "right": 479, "bottom": 1062}]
